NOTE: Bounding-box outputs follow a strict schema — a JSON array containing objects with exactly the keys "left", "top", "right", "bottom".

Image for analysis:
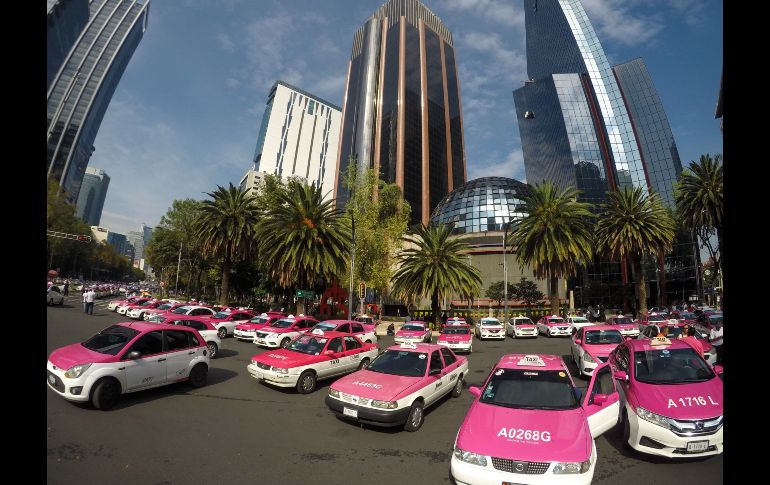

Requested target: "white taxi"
[{"left": 475, "top": 317, "right": 505, "bottom": 340}]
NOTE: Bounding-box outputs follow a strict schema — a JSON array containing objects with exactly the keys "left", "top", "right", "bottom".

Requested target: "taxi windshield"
[
  {"left": 708, "top": 315, "right": 723, "bottom": 324},
  {"left": 249, "top": 316, "right": 269, "bottom": 324},
  {"left": 612, "top": 318, "right": 633, "bottom": 324},
  {"left": 367, "top": 350, "right": 427, "bottom": 377},
  {"left": 514, "top": 318, "right": 534, "bottom": 325},
  {"left": 288, "top": 335, "right": 328, "bottom": 355},
  {"left": 171, "top": 306, "right": 191, "bottom": 314},
  {"left": 480, "top": 369, "right": 579, "bottom": 410},
  {"left": 584, "top": 330, "right": 623, "bottom": 345},
  {"left": 213, "top": 312, "right": 231, "bottom": 319},
  {"left": 313, "top": 322, "right": 338, "bottom": 331},
  {"left": 441, "top": 327, "right": 469, "bottom": 335},
  {"left": 82, "top": 325, "right": 139, "bottom": 355},
  {"left": 570, "top": 318, "right": 588, "bottom": 323},
  {"left": 402, "top": 324, "right": 425, "bottom": 331},
  {"left": 481, "top": 319, "right": 500, "bottom": 325},
  {"left": 271, "top": 319, "right": 295, "bottom": 328},
  {"left": 633, "top": 348, "right": 714, "bottom": 384},
  {"left": 547, "top": 318, "right": 565, "bottom": 324},
  {"left": 156, "top": 303, "right": 172, "bottom": 310}
]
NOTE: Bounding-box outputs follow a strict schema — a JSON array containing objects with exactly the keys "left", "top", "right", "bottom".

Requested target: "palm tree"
[
  {"left": 257, "top": 181, "right": 351, "bottom": 313},
  {"left": 675, "top": 154, "right": 723, "bottom": 272},
  {"left": 391, "top": 224, "right": 482, "bottom": 330},
  {"left": 508, "top": 182, "right": 594, "bottom": 315},
  {"left": 595, "top": 187, "right": 676, "bottom": 316},
  {"left": 195, "top": 184, "right": 260, "bottom": 305}
]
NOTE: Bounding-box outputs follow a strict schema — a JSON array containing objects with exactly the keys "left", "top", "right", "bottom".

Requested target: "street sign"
[{"left": 296, "top": 289, "right": 314, "bottom": 299}]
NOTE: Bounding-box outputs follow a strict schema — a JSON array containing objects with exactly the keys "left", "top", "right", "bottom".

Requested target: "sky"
[{"left": 89, "top": 0, "right": 723, "bottom": 236}]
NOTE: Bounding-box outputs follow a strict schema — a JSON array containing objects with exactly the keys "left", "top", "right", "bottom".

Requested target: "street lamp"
[{"left": 502, "top": 218, "right": 517, "bottom": 325}]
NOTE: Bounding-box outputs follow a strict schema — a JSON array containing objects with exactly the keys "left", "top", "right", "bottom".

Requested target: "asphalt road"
[{"left": 47, "top": 297, "right": 723, "bottom": 484}]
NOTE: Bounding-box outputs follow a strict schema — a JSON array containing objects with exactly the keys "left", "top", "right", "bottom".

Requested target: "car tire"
[
  {"left": 365, "top": 340, "right": 372, "bottom": 344},
  {"left": 207, "top": 341, "right": 218, "bottom": 358},
  {"left": 281, "top": 338, "right": 291, "bottom": 349},
  {"left": 188, "top": 363, "right": 208, "bottom": 388},
  {"left": 621, "top": 408, "right": 632, "bottom": 448},
  {"left": 296, "top": 370, "right": 316, "bottom": 394},
  {"left": 217, "top": 328, "right": 227, "bottom": 339},
  {"left": 58, "top": 298, "right": 64, "bottom": 305},
  {"left": 403, "top": 400, "right": 425, "bottom": 432},
  {"left": 48, "top": 299, "right": 53, "bottom": 306},
  {"left": 451, "top": 374, "right": 464, "bottom": 398},
  {"left": 358, "top": 358, "right": 370, "bottom": 370},
  {"left": 91, "top": 378, "right": 120, "bottom": 410}
]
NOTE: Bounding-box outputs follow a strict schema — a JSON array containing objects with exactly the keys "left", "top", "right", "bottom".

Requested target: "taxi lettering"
[
  {"left": 497, "top": 427, "right": 552, "bottom": 442},
  {"left": 267, "top": 354, "right": 288, "bottom": 360},
  {"left": 667, "top": 396, "right": 719, "bottom": 408},
  {"left": 330, "top": 359, "right": 340, "bottom": 365},
  {"left": 352, "top": 380, "right": 382, "bottom": 389}
]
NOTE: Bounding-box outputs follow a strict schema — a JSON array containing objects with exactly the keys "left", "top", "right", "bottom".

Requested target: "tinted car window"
[
  {"left": 351, "top": 323, "right": 364, "bottom": 333},
  {"left": 327, "top": 337, "right": 343, "bottom": 353},
  {"left": 338, "top": 324, "right": 351, "bottom": 333},
  {"left": 440, "top": 348, "right": 457, "bottom": 366},
  {"left": 429, "top": 351, "right": 444, "bottom": 372},
  {"left": 82, "top": 325, "right": 139, "bottom": 355},
  {"left": 125, "top": 331, "right": 164, "bottom": 357},
  {"left": 343, "top": 336, "right": 362, "bottom": 351},
  {"left": 165, "top": 330, "right": 191, "bottom": 351}
]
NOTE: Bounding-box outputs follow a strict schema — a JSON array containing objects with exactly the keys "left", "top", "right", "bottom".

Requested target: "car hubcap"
[
  {"left": 411, "top": 407, "right": 422, "bottom": 427},
  {"left": 455, "top": 379, "right": 462, "bottom": 393},
  {"left": 303, "top": 376, "right": 313, "bottom": 391},
  {"left": 208, "top": 344, "right": 216, "bottom": 356}
]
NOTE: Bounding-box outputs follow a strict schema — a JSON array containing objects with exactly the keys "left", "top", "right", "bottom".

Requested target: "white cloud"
[
  {"left": 468, "top": 149, "right": 526, "bottom": 181},
  {"left": 225, "top": 77, "right": 240, "bottom": 88},
  {"left": 438, "top": 0, "right": 525, "bottom": 28},
  {"left": 581, "top": 0, "right": 664, "bottom": 47},
  {"left": 216, "top": 33, "right": 235, "bottom": 52},
  {"left": 305, "top": 73, "right": 346, "bottom": 102}
]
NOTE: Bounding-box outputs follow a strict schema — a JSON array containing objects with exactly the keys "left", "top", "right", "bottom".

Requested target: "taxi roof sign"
[
  {"left": 650, "top": 336, "right": 672, "bottom": 346},
  {"left": 311, "top": 329, "right": 325, "bottom": 335},
  {"left": 517, "top": 355, "right": 546, "bottom": 366}
]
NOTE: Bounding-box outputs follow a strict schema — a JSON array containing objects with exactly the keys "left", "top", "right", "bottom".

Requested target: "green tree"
[
  {"left": 595, "top": 187, "right": 676, "bottom": 316},
  {"left": 257, "top": 180, "right": 351, "bottom": 313},
  {"left": 508, "top": 182, "right": 594, "bottom": 314},
  {"left": 485, "top": 281, "right": 516, "bottom": 309},
  {"left": 675, "top": 154, "right": 723, "bottom": 275},
  {"left": 391, "top": 224, "right": 482, "bottom": 330},
  {"left": 194, "top": 184, "right": 260, "bottom": 306},
  {"left": 512, "top": 277, "right": 545, "bottom": 316}
]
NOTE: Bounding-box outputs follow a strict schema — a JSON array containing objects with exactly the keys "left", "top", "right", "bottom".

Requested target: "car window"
[
  {"left": 615, "top": 345, "right": 630, "bottom": 372},
  {"left": 125, "top": 331, "right": 164, "bottom": 358},
  {"left": 184, "top": 320, "right": 206, "bottom": 331},
  {"left": 327, "top": 337, "right": 343, "bottom": 353},
  {"left": 429, "top": 351, "right": 444, "bottom": 373},
  {"left": 343, "top": 336, "right": 362, "bottom": 351},
  {"left": 440, "top": 348, "right": 457, "bottom": 366},
  {"left": 338, "top": 324, "right": 351, "bottom": 333},
  {"left": 189, "top": 332, "right": 200, "bottom": 347},
  {"left": 233, "top": 313, "right": 250, "bottom": 319},
  {"left": 165, "top": 330, "right": 191, "bottom": 351},
  {"left": 589, "top": 365, "right": 615, "bottom": 401},
  {"left": 351, "top": 323, "right": 364, "bottom": 333}
]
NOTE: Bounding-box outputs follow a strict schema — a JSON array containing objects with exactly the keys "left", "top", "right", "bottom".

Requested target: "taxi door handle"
[
  {"left": 157, "top": 358, "right": 166, "bottom": 362},
  {"left": 188, "top": 351, "right": 196, "bottom": 355}
]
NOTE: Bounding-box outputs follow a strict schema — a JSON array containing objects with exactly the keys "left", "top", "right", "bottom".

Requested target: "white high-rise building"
[{"left": 251, "top": 81, "right": 341, "bottom": 201}]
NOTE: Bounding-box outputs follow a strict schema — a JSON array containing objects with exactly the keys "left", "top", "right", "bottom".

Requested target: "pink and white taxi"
[
  {"left": 638, "top": 322, "right": 717, "bottom": 365},
  {"left": 475, "top": 317, "right": 505, "bottom": 340},
  {"left": 537, "top": 315, "right": 572, "bottom": 337},
  {"left": 253, "top": 315, "right": 319, "bottom": 349},
  {"left": 142, "top": 302, "right": 185, "bottom": 320},
  {"left": 506, "top": 316, "right": 538, "bottom": 338},
  {"left": 155, "top": 316, "right": 223, "bottom": 359},
  {"left": 326, "top": 343, "right": 469, "bottom": 431},
  {"left": 233, "top": 312, "right": 285, "bottom": 341},
  {"left": 248, "top": 331, "right": 379, "bottom": 393},
  {"left": 306, "top": 320, "right": 378, "bottom": 344},
  {"left": 608, "top": 338, "right": 723, "bottom": 458},
  {"left": 107, "top": 295, "right": 141, "bottom": 312},
  {"left": 125, "top": 299, "right": 164, "bottom": 319},
  {"left": 606, "top": 315, "right": 640, "bottom": 337},
  {"left": 570, "top": 326, "right": 625, "bottom": 378},
  {"left": 437, "top": 324, "right": 473, "bottom": 353},
  {"left": 450, "top": 354, "right": 620, "bottom": 485},
  {"left": 116, "top": 298, "right": 151, "bottom": 315},
  {"left": 394, "top": 321, "right": 432, "bottom": 345},
  {"left": 207, "top": 310, "right": 254, "bottom": 339},
  {"left": 46, "top": 322, "right": 210, "bottom": 410}
]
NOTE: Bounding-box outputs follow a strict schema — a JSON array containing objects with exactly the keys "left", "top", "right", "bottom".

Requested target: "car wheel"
[
  {"left": 48, "top": 299, "right": 53, "bottom": 306},
  {"left": 296, "top": 371, "right": 317, "bottom": 394},
  {"left": 281, "top": 338, "right": 291, "bottom": 349},
  {"left": 58, "top": 298, "right": 64, "bottom": 305},
  {"left": 365, "top": 340, "right": 372, "bottom": 344},
  {"left": 217, "top": 328, "right": 227, "bottom": 339},
  {"left": 451, "top": 374, "right": 464, "bottom": 397},
  {"left": 358, "top": 358, "right": 370, "bottom": 370},
  {"left": 621, "top": 408, "right": 631, "bottom": 448},
  {"left": 207, "top": 341, "right": 218, "bottom": 358},
  {"left": 91, "top": 378, "right": 120, "bottom": 410},
  {"left": 403, "top": 400, "right": 425, "bottom": 432},
  {"left": 188, "top": 363, "right": 208, "bottom": 388}
]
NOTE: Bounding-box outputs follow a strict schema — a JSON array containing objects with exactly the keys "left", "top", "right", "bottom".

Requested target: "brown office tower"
[{"left": 334, "top": 0, "right": 466, "bottom": 225}]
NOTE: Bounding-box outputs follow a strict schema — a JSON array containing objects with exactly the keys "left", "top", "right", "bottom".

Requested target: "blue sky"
[{"left": 91, "top": 0, "right": 723, "bottom": 235}]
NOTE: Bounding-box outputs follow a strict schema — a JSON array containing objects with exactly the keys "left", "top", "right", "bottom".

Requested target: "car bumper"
[
  {"left": 253, "top": 337, "right": 281, "bottom": 348},
  {"left": 479, "top": 331, "right": 505, "bottom": 339},
  {"left": 46, "top": 362, "right": 92, "bottom": 403},
  {"left": 325, "top": 395, "right": 412, "bottom": 427},
  {"left": 514, "top": 329, "right": 538, "bottom": 337},
  {"left": 394, "top": 337, "right": 425, "bottom": 345},
  {"left": 628, "top": 408, "right": 723, "bottom": 458},
  {"left": 437, "top": 341, "right": 472, "bottom": 352},
  {"left": 450, "top": 455, "right": 595, "bottom": 485},
  {"left": 548, "top": 328, "right": 572, "bottom": 336},
  {"left": 116, "top": 308, "right": 128, "bottom": 314},
  {"left": 126, "top": 311, "right": 142, "bottom": 319},
  {"left": 247, "top": 364, "right": 298, "bottom": 388},
  {"left": 619, "top": 330, "right": 640, "bottom": 337},
  {"left": 234, "top": 330, "right": 256, "bottom": 341}
]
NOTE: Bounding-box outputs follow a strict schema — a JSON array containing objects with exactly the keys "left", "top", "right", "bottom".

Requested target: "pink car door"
[{"left": 582, "top": 362, "right": 621, "bottom": 438}]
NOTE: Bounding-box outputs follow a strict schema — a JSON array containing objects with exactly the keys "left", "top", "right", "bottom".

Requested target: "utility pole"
[
  {"left": 175, "top": 241, "right": 182, "bottom": 297},
  {"left": 347, "top": 155, "right": 357, "bottom": 319}
]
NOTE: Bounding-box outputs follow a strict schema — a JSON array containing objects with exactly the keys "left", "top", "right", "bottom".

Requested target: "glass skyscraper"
[
  {"left": 513, "top": 0, "right": 696, "bottom": 306},
  {"left": 335, "top": 0, "right": 465, "bottom": 225},
  {"left": 47, "top": 0, "right": 90, "bottom": 90},
  {"left": 75, "top": 166, "right": 110, "bottom": 226},
  {"left": 47, "top": 0, "right": 150, "bottom": 202}
]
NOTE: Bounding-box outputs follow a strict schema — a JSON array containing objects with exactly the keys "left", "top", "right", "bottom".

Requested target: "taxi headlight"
[
  {"left": 272, "top": 367, "right": 288, "bottom": 374},
  {"left": 329, "top": 388, "right": 340, "bottom": 398},
  {"left": 453, "top": 448, "right": 487, "bottom": 467},
  {"left": 553, "top": 459, "right": 591, "bottom": 474},
  {"left": 636, "top": 406, "right": 671, "bottom": 430},
  {"left": 582, "top": 353, "right": 595, "bottom": 363},
  {"left": 64, "top": 363, "right": 92, "bottom": 379},
  {"left": 371, "top": 400, "right": 398, "bottom": 409}
]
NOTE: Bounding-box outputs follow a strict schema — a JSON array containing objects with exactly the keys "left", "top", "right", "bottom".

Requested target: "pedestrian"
[
  {"left": 656, "top": 325, "right": 669, "bottom": 338},
  {"left": 63, "top": 279, "right": 69, "bottom": 296},
  {"left": 679, "top": 325, "right": 704, "bottom": 358},
  {"left": 598, "top": 305, "right": 605, "bottom": 322},
  {"left": 83, "top": 289, "right": 88, "bottom": 313},
  {"left": 709, "top": 319, "right": 723, "bottom": 364},
  {"left": 84, "top": 287, "right": 96, "bottom": 315},
  {"left": 587, "top": 305, "right": 594, "bottom": 322}
]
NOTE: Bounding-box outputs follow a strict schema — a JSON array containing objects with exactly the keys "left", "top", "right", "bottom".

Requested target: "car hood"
[
  {"left": 630, "top": 378, "right": 723, "bottom": 419},
  {"left": 514, "top": 324, "right": 537, "bottom": 328},
  {"left": 252, "top": 349, "right": 324, "bottom": 368},
  {"left": 456, "top": 402, "right": 592, "bottom": 462},
  {"left": 544, "top": 322, "right": 567, "bottom": 326},
  {"left": 396, "top": 330, "right": 427, "bottom": 337},
  {"left": 49, "top": 343, "right": 118, "bottom": 369},
  {"left": 438, "top": 334, "right": 471, "bottom": 342},
  {"left": 583, "top": 343, "right": 618, "bottom": 357},
  {"left": 261, "top": 327, "right": 294, "bottom": 334},
  {"left": 331, "top": 369, "right": 422, "bottom": 401},
  {"left": 236, "top": 323, "right": 267, "bottom": 331}
]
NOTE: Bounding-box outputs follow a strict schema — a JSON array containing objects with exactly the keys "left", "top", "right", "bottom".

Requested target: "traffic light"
[{"left": 358, "top": 282, "right": 366, "bottom": 300}]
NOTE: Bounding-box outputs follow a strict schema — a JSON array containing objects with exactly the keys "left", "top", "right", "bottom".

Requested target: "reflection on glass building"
[
  {"left": 47, "top": 0, "right": 90, "bottom": 90},
  {"left": 47, "top": 0, "right": 150, "bottom": 202},
  {"left": 335, "top": 0, "right": 465, "bottom": 225},
  {"left": 513, "top": 0, "right": 697, "bottom": 307}
]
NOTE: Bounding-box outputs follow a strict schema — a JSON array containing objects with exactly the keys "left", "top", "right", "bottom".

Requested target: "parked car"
[
  {"left": 306, "top": 320, "right": 378, "bottom": 344},
  {"left": 47, "top": 285, "right": 64, "bottom": 306},
  {"left": 475, "top": 317, "right": 505, "bottom": 340},
  {"left": 505, "top": 316, "right": 537, "bottom": 338}
]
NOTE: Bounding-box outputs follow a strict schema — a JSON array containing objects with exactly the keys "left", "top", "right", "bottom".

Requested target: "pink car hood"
[
  {"left": 583, "top": 343, "right": 618, "bottom": 358},
  {"left": 332, "top": 369, "right": 422, "bottom": 401},
  {"left": 438, "top": 334, "right": 471, "bottom": 342},
  {"left": 515, "top": 323, "right": 536, "bottom": 328},
  {"left": 629, "top": 378, "right": 723, "bottom": 419},
  {"left": 545, "top": 321, "right": 566, "bottom": 327},
  {"left": 252, "top": 349, "right": 324, "bottom": 368},
  {"left": 261, "top": 326, "right": 296, "bottom": 334},
  {"left": 236, "top": 323, "right": 268, "bottom": 331},
  {"left": 49, "top": 343, "right": 118, "bottom": 369},
  {"left": 396, "top": 329, "right": 427, "bottom": 338},
  {"left": 456, "top": 403, "right": 592, "bottom": 462}
]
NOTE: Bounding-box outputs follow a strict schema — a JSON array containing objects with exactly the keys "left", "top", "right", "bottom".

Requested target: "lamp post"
[{"left": 502, "top": 218, "right": 516, "bottom": 325}]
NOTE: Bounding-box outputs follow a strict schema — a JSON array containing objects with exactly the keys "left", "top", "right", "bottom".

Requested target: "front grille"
[
  {"left": 256, "top": 332, "right": 268, "bottom": 338},
  {"left": 673, "top": 445, "right": 718, "bottom": 455},
  {"left": 669, "top": 415, "right": 723, "bottom": 436},
  {"left": 557, "top": 327, "right": 568, "bottom": 331},
  {"left": 257, "top": 362, "right": 271, "bottom": 371},
  {"left": 491, "top": 457, "right": 549, "bottom": 474},
  {"left": 47, "top": 371, "right": 65, "bottom": 393}
]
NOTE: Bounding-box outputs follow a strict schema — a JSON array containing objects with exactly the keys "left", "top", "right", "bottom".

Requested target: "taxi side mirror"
[
  {"left": 429, "top": 368, "right": 442, "bottom": 376},
  {"left": 574, "top": 339, "right": 582, "bottom": 345},
  {"left": 469, "top": 386, "right": 481, "bottom": 397},
  {"left": 613, "top": 370, "right": 629, "bottom": 382},
  {"left": 127, "top": 351, "right": 142, "bottom": 360},
  {"left": 592, "top": 394, "right": 608, "bottom": 405},
  {"left": 713, "top": 364, "right": 723, "bottom": 375}
]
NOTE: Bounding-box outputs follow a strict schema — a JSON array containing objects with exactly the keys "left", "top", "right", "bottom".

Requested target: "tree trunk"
[
  {"left": 220, "top": 260, "right": 231, "bottom": 306},
  {"left": 716, "top": 224, "right": 723, "bottom": 310},
  {"left": 431, "top": 292, "right": 440, "bottom": 331},
  {"left": 550, "top": 275, "right": 559, "bottom": 315},
  {"left": 634, "top": 257, "right": 648, "bottom": 315}
]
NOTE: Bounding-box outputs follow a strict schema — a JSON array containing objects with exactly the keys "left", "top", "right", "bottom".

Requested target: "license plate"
[
  {"left": 686, "top": 440, "right": 708, "bottom": 452},
  {"left": 343, "top": 407, "right": 358, "bottom": 418},
  {"left": 257, "top": 339, "right": 265, "bottom": 344},
  {"left": 48, "top": 374, "right": 55, "bottom": 385}
]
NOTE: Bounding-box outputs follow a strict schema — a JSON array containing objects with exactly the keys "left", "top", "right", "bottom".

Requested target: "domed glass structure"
[{"left": 430, "top": 177, "right": 530, "bottom": 234}]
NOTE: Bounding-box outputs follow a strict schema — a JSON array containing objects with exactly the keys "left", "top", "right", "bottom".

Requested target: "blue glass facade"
[
  {"left": 75, "top": 167, "right": 110, "bottom": 226},
  {"left": 47, "top": 0, "right": 90, "bottom": 90}
]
